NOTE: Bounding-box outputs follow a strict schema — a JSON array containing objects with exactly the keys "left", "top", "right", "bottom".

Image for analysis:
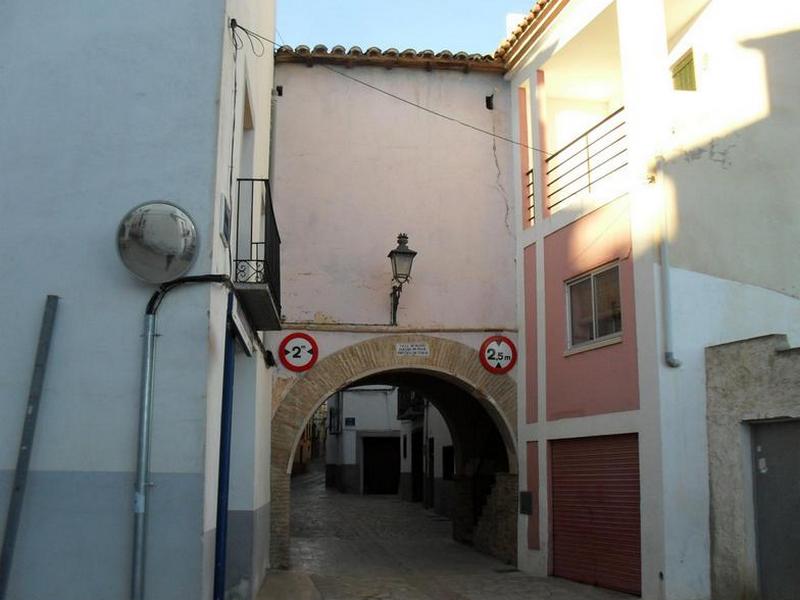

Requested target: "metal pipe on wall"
[
  {"left": 655, "top": 157, "right": 681, "bottom": 369},
  {"left": 130, "top": 275, "right": 230, "bottom": 600},
  {"left": 660, "top": 234, "right": 682, "bottom": 369},
  {"left": 0, "top": 295, "right": 59, "bottom": 600},
  {"left": 131, "top": 313, "right": 156, "bottom": 600},
  {"left": 213, "top": 293, "right": 237, "bottom": 600}
]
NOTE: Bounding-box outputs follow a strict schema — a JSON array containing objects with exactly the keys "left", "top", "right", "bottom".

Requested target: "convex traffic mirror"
[{"left": 117, "top": 202, "right": 198, "bottom": 284}]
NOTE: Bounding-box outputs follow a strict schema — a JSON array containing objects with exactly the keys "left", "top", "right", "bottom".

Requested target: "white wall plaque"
[{"left": 395, "top": 342, "right": 430, "bottom": 357}]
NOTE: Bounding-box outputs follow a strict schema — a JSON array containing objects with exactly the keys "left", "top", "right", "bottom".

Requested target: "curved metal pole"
[{"left": 130, "top": 275, "right": 230, "bottom": 600}]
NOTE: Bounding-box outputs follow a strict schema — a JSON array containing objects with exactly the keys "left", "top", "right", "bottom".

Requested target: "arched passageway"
[{"left": 271, "top": 334, "right": 518, "bottom": 568}]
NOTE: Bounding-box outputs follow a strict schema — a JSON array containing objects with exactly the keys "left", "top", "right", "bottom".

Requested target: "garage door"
[{"left": 551, "top": 434, "right": 641, "bottom": 595}]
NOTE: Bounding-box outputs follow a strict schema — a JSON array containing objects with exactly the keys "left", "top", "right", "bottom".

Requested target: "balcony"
[
  {"left": 233, "top": 178, "right": 281, "bottom": 331},
  {"left": 545, "top": 107, "right": 627, "bottom": 210},
  {"left": 532, "top": 2, "right": 626, "bottom": 215}
]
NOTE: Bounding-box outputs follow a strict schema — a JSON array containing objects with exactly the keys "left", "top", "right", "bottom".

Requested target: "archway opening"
[
  {"left": 287, "top": 368, "right": 517, "bottom": 569},
  {"left": 270, "top": 333, "right": 520, "bottom": 571}
]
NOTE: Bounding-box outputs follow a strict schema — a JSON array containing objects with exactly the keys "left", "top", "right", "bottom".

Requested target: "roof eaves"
[
  {"left": 495, "top": 0, "right": 571, "bottom": 72},
  {"left": 275, "top": 45, "right": 506, "bottom": 74}
]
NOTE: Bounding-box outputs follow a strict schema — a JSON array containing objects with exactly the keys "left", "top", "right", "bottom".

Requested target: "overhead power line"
[{"left": 230, "top": 20, "right": 550, "bottom": 157}]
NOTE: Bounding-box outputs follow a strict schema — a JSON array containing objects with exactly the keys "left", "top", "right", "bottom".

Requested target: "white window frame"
[{"left": 565, "top": 262, "right": 622, "bottom": 350}]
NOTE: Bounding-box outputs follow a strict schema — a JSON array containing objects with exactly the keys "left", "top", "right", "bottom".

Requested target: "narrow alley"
[{"left": 257, "top": 462, "right": 629, "bottom": 600}]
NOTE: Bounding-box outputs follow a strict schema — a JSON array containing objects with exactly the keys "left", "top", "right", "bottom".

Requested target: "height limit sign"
[
  {"left": 278, "top": 332, "right": 319, "bottom": 372},
  {"left": 479, "top": 335, "right": 517, "bottom": 374}
]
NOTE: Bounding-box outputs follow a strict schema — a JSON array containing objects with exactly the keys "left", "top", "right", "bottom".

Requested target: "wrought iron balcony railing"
[
  {"left": 545, "top": 106, "right": 627, "bottom": 210},
  {"left": 234, "top": 178, "right": 281, "bottom": 328}
]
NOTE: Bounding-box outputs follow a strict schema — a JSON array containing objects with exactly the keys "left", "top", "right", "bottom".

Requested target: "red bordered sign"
[
  {"left": 278, "top": 332, "right": 319, "bottom": 372},
  {"left": 479, "top": 335, "right": 517, "bottom": 374}
]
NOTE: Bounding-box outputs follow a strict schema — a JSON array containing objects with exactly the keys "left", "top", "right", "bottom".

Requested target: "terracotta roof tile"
[
  {"left": 275, "top": 44, "right": 504, "bottom": 73},
  {"left": 495, "top": 0, "right": 567, "bottom": 67}
]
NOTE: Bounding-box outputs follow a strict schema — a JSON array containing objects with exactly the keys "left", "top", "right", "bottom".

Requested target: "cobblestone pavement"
[{"left": 258, "top": 462, "right": 630, "bottom": 600}]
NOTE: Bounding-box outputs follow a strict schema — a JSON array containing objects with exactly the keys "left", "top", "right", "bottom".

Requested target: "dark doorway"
[
  {"left": 411, "top": 429, "right": 423, "bottom": 501},
  {"left": 362, "top": 436, "right": 400, "bottom": 494},
  {"left": 752, "top": 419, "right": 800, "bottom": 600},
  {"left": 442, "top": 445, "right": 454, "bottom": 480},
  {"left": 424, "top": 437, "right": 435, "bottom": 508}
]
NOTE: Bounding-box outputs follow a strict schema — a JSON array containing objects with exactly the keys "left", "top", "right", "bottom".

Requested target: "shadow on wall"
[{"left": 662, "top": 30, "right": 800, "bottom": 299}]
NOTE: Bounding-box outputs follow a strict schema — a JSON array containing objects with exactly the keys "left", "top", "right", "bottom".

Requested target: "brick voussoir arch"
[{"left": 270, "top": 333, "right": 518, "bottom": 567}]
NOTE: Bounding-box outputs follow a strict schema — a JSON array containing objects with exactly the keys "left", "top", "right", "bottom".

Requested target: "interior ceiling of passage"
[
  {"left": 542, "top": 0, "right": 709, "bottom": 101},
  {"left": 543, "top": 3, "right": 622, "bottom": 102}
]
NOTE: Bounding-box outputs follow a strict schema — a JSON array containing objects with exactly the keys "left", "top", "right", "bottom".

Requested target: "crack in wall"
[{"left": 492, "top": 115, "right": 513, "bottom": 237}]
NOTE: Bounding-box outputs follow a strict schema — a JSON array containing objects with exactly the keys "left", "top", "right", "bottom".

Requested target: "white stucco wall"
[
  {"left": 657, "top": 266, "right": 800, "bottom": 600},
  {"left": 0, "top": 0, "right": 276, "bottom": 597},
  {"left": 272, "top": 63, "right": 516, "bottom": 329},
  {"left": 0, "top": 0, "right": 224, "bottom": 474},
  {"left": 400, "top": 421, "right": 415, "bottom": 474},
  {"left": 229, "top": 349, "right": 273, "bottom": 512},
  {"left": 426, "top": 404, "right": 453, "bottom": 479},
  {"left": 660, "top": 0, "right": 800, "bottom": 299},
  {"left": 326, "top": 387, "right": 400, "bottom": 466},
  {"left": 204, "top": 0, "right": 276, "bottom": 540}
]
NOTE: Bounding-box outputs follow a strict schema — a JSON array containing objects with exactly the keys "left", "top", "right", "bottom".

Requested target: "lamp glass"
[
  {"left": 391, "top": 252, "right": 414, "bottom": 282},
  {"left": 117, "top": 202, "right": 198, "bottom": 284}
]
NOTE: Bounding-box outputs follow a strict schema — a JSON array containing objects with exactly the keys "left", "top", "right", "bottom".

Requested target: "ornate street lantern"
[{"left": 387, "top": 233, "right": 417, "bottom": 325}]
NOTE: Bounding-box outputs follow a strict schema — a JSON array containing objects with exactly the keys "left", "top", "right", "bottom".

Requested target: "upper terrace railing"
[
  {"left": 234, "top": 178, "right": 281, "bottom": 316},
  {"left": 544, "top": 106, "right": 627, "bottom": 210}
]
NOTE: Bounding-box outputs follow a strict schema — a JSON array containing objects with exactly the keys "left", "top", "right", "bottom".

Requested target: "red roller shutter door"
[{"left": 551, "top": 434, "right": 641, "bottom": 595}]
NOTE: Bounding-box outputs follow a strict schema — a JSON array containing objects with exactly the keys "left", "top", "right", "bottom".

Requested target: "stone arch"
[{"left": 270, "top": 334, "right": 518, "bottom": 567}]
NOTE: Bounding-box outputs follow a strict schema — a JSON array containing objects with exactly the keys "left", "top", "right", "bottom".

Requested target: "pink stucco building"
[{"left": 507, "top": 0, "right": 800, "bottom": 598}]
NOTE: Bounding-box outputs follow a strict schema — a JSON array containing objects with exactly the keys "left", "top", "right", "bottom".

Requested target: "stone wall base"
[{"left": 473, "top": 473, "right": 518, "bottom": 565}]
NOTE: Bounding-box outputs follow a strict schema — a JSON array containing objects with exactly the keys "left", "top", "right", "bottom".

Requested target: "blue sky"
[{"left": 276, "top": 1, "right": 535, "bottom": 55}]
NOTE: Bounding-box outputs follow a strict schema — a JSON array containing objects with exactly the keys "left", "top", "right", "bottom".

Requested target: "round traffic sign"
[
  {"left": 278, "top": 333, "right": 319, "bottom": 372},
  {"left": 479, "top": 336, "right": 517, "bottom": 374}
]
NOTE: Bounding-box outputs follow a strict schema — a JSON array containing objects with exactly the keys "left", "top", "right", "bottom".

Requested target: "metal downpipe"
[
  {"left": 129, "top": 274, "right": 230, "bottom": 600},
  {"left": 131, "top": 313, "right": 157, "bottom": 600},
  {"left": 213, "top": 293, "right": 236, "bottom": 600},
  {"left": 659, "top": 181, "right": 681, "bottom": 369}
]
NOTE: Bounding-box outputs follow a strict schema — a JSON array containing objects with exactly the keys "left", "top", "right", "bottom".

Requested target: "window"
[
  {"left": 566, "top": 263, "right": 622, "bottom": 348},
  {"left": 672, "top": 50, "right": 696, "bottom": 91}
]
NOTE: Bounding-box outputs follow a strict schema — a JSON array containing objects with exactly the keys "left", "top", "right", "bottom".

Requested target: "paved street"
[{"left": 257, "top": 463, "right": 630, "bottom": 600}]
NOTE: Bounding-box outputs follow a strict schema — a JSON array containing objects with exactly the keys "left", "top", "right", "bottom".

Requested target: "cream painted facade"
[
  {"left": 265, "top": 51, "right": 525, "bottom": 567},
  {"left": 507, "top": 0, "right": 800, "bottom": 598},
  {"left": 271, "top": 61, "right": 516, "bottom": 329}
]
